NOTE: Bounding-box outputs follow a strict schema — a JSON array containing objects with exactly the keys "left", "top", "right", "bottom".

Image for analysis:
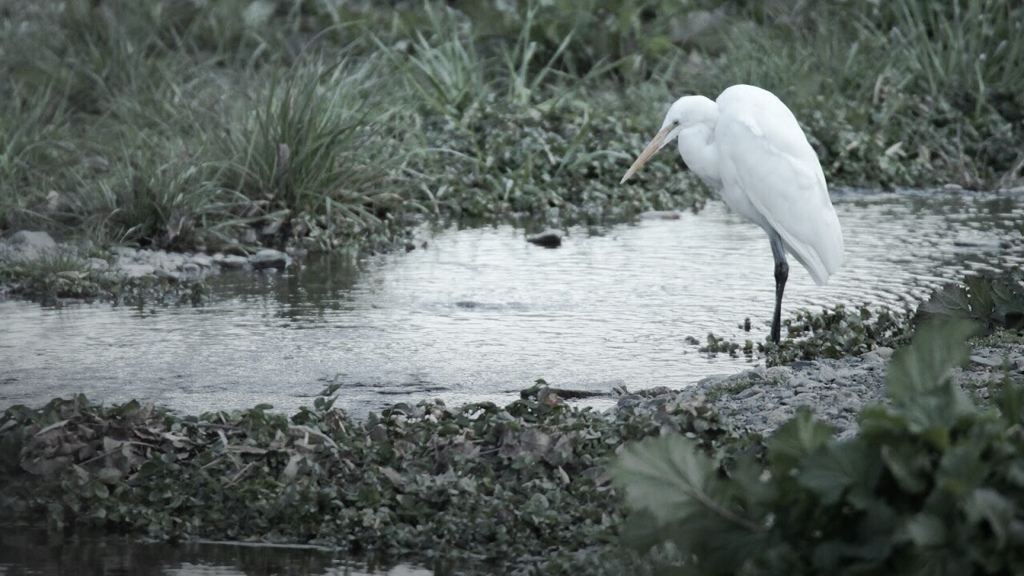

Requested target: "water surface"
[
  {"left": 0, "top": 527, "right": 433, "bottom": 576},
  {"left": 1, "top": 190, "right": 1021, "bottom": 416}
]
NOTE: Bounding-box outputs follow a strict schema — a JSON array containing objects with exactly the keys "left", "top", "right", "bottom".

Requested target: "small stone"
[
  {"left": 735, "top": 386, "right": 764, "bottom": 400},
  {"left": 874, "top": 346, "right": 894, "bottom": 359},
  {"left": 86, "top": 258, "right": 109, "bottom": 270},
  {"left": 970, "top": 354, "right": 1004, "bottom": 368},
  {"left": 118, "top": 263, "right": 156, "bottom": 278},
  {"left": 638, "top": 211, "right": 681, "bottom": 220},
  {"left": 817, "top": 365, "right": 838, "bottom": 382},
  {"left": 860, "top": 351, "right": 882, "bottom": 363},
  {"left": 526, "top": 229, "right": 563, "bottom": 248},
  {"left": 180, "top": 262, "right": 201, "bottom": 277},
  {"left": 148, "top": 251, "right": 176, "bottom": 273},
  {"left": 218, "top": 255, "right": 249, "bottom": 269},
  {"left": 765, "top": 407, "right": 794, "bottom": 430},
  {"left": 7, "top": 230, "right": 57, "bottom": 260},
  {"left": 774, "top": 388, "right": 795, "bottom": 400},
  {"left": 763, "top": 366, "right": 792, "bottom": 381},
  {"left": 249, "top": 249, "right": 291, "bottom": 270},
  {"left": 190, "top": 253, "right": 214, "bottom": 267},
  {"left": 728, "top": 369, "right": 763, "bottom": 383},
  {"left": 787, "top": 376, "right": 820, "bottom": 390},
  {"left": 617, "top": 395, "right": 642, "bottom": 409},
  {"left": 696, "top": 375, "right": 727, "bottom": 388}
]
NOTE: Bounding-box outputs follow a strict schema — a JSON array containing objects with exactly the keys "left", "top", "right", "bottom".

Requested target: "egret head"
[{"left": 619, "top": 96, "right": 713, "bottom": 184}]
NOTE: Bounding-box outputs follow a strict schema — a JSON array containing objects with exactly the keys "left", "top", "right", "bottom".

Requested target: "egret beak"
[{"left": 620, "top": 125, "right": 673, "bottom": 184}]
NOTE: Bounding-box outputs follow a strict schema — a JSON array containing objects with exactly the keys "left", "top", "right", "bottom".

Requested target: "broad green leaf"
[
  {"left": 918, "top": 284, "right": 972, "bottom": 319},
  {"left": 991, "top": 279, "right": 1024, "bottom": 329},
  {"left": 879, "top": 441, "right": 933, "bottom": 494},
  {"left": 936, "top": 443, "right": 989, "bottom": 498},
  {"left": 768, "top": 408, "right": 835, "bottom": 475},
  {"left": 858, "top": 403, "right": 908, "bottom": 438},
  {"left": 964, "top": 275, "right": 997, "bottom": 318},
  {"left": 619, "top": 507, "right": 674, "bottom": 552},
  {"left": 885, "top": 318, "right": 978, "bottom": 403},
  {"left": 998, "top": 376, "right": 1024, "bottom": 425},
  {"left": 902, "top": 512, "right": 947, "bottom": 547},
  {"left": 798, "top": 441, "right": 878, "bottom": 505},
  {"left": 614, "top": 435, "right": 715, "bottom": 526},
  {"left": 1005, "top": 461, "right": 1024, "bottom": 489},
  {"left": 727, "top": 454, "right": 777, "bottom": 511},
  {"left": 92, "top": 482, "right": 110, "bottom": 499},
  {"left": 963, "top": 488, "right": 1012, "bottom": 547}
]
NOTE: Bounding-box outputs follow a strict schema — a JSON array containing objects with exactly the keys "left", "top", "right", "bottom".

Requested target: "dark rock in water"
[
  {"left": 639, "top": 210, "right": 681, "bottom": 220},
  {"left": 249, "top": 249, "right": 292, "bottom": 270},
  {"left": 526, "top": 229, "right": 563, "bottom": 248}
]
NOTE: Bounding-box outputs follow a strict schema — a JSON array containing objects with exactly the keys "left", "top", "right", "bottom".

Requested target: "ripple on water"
[{"left": 1, "top": 190, "right": 1021, "bottom": 416}]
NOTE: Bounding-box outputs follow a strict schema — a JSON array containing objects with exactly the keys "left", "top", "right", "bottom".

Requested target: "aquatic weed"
[{"left": 0, "top": 383, "right": 743, "bottom": 571}]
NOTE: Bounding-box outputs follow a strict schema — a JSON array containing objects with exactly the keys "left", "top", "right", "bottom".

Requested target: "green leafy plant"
[
  {"left": 700, "top": 304, "right": 915, "bottom": 365},
  {"left": 214, "top": 55, "right": 410, "bottom": 252},
  {"left": 616, "top": 318, "right": 1024, "bottom": 574},
  {"left": 0, "top": 382, "right": 734, "bottom": 572},
  {"left": 882, "top": 0, "right": 1024, "bottom": 119},
  {"left": 918, "top": 271, "right": 1024, "bottom": 331}
]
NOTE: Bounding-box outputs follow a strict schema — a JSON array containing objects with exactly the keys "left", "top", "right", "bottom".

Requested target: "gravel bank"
[
  {"left": 0, "top": 230, "right": 294, "bottom": 283},
  {"left": 615, "top": 342, "right": 1024, "bottom": 440}
]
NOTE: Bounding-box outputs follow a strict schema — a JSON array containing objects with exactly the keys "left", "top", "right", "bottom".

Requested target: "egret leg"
[{"left": 768, "top": 232, "right": 789, "bottom": 344}]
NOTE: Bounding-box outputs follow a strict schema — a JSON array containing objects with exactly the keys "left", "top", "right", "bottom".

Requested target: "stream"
[{"left": 2, "top": 190, "right": 1022, "bottom": 418}]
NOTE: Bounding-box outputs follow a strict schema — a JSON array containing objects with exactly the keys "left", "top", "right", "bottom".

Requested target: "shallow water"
[
  {"left": 0, "top": 527, "right": 434, "bottom": 576},
  {"left": 1, "top": 190, "right": 1021, "bottom": 417}
]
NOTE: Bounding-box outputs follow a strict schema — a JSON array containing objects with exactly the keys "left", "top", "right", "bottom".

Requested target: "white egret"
[{"left": 620, "top": 84, "right": 844, "bottom": 344}]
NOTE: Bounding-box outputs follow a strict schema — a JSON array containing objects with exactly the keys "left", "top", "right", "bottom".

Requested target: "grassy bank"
[{"left": 1, "top": 0, "right": 1021, "bottom": 256}]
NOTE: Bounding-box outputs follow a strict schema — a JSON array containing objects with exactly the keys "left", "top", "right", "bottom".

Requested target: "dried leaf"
[
  {"left": 280, "top": 453, "right": 304, "bottom": 481},
  {"left": 35, "top": 419, "right": 71, "bottom": 437},
  {"left": 379, "top": 466, "right": 406, "bottom": 488}
]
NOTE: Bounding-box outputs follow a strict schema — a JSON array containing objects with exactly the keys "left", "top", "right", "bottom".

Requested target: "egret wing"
[{"left": 714, "top": 88, "right": 844, "bottom": 286}]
